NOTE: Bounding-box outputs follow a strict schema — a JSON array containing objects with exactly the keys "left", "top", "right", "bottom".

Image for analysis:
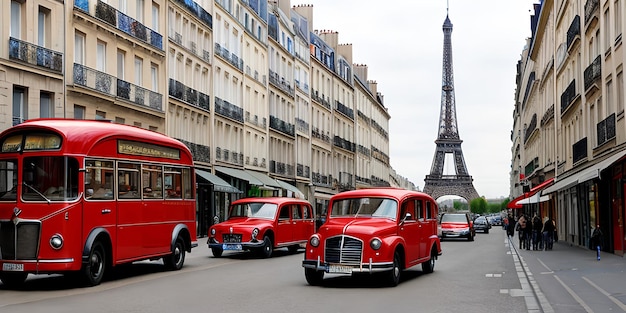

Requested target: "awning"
[
  {"left": 543, "top": 149, "right": 626, "bottom": 194},
  {"left": 516, "top": 193, "right": 550, "bottom": 205},
  {"left": 275, "top": 180, "right": 306, "bottom": 199},
  {"left": 196, "top": 169, "right": 242, "bottom": 194},
  {"left": 578, "top": 149, "right": 626, "bottom": 183},
  {"left": 509, "top": 178, "right": 554, "bottom": 208},
  {"left": 247, "top": 171, "right": 281, "bottom": 188},
  {"left": 507, "top": 194, "right": 524, "bottom": 209},
  {"left": 215, "top": 166, "right": 263, "bottom": 186}
]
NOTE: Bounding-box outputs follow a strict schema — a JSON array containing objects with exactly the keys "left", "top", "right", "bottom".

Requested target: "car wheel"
[
  {"left": 82, "top": 240, "right": 106, "bottom": 286},
  {"left": 386, "top": 251, "right": 401, "bottom": 287},
  {"left": 304, "top": 268, "right": 324, "bottom": 286},
  {"left": 421, "top": 248, "right": 436, "bottom": 274},
  {"left": 163, "top": 237, "right": 186, "bottom": 271},
  {"left": 0, "top": 272, "right": 28, "bottom": 289},
  {"left": 211, "top": 247, "right": 223, "bottom": 258},
  {"left": 259, "top": 235, "right": 273, "bottom": 258}
]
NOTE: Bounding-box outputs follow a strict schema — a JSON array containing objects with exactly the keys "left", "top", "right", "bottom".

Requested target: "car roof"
[
  {"left": 330, "top": 188, "right": 435, "bottom": 202},
  {"left": 231, "top": 197, "right": 311, "bottom": 206}
]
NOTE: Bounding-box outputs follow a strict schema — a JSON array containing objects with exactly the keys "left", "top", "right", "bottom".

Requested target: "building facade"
[
  {"left": 512, "top": 0, "right": 625, "bottom": 255},
  {"left": 1, "top": 0, "right": 403, "bottom": 237}
]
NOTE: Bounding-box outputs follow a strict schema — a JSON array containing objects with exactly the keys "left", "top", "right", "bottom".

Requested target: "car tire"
[
  {"left": 82, "top": 240, "right": 106, "bottom": 286},
  {"left": 386, "top": 251, "right": 401, "bottom": 287},
  {"left": 259, "top": 235, "right": 273, "bottom": 258},
  {"left": 421, "top": 247, "right": 436, "bottom": 273},
  {"left": 304, "top": 268, "right": 324, "bottom": 286},
  {"left": 0, "top": 272, "right": 28, "bottom": 289},
  {"left": 163, "top": 237, "right": 186, "bottom": 271},
  {"left": 211, "top": 247, "right": 223, "bottom": 258}
]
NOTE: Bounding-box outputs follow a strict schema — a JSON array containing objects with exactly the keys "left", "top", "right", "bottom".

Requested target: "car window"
[
  {"left": 426, "top": 201, "right": 433, "bottom": 219},
  {"left": 401, "top": 200, "right": 416, "bottom": 220},
  {"left": 292, "top": 204, "right": 302, "bottom": 219},
  {"left": 441, "top": 214, "right": 468, "bottom": 223},
  {"left": 416, "top": 199, "right": 424, "bottom": 220},
  {"left": 279, "top": 206, "right": 290, "bottom": 219}
]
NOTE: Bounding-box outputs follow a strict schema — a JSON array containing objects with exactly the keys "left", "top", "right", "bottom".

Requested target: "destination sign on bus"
[
  {"left": 118, "top": 140, "right": 180, "bottom": 160},
  {"left": 1, "top": 133, "right": 62, "bottom": 152}
]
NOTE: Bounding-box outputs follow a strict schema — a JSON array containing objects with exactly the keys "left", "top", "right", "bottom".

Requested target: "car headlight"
[
  {"left": 309, "top": 235, "right": 320, "bottom": 247},
  {"left": 370, "top": 238, "right": 382, "bottom": 250},
  {"left": 210, "top": 228, "right": 216, "bottom": 236},
  {"left": 50, "top": 234, "right": 63, "bottom": 250},
  {"left": 252, "top": 228, "right": 259, "bottom": 240}
]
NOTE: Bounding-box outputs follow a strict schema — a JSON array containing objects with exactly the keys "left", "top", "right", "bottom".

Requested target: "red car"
[
  {"left": 439, "top": 213, "right": 475, "bottom": 241},
  {"left": 208, "top": 197, "right": 314, "bottom": 258},
  {"left": 302, "top": 188, "right": 442, "bottom": 287}
]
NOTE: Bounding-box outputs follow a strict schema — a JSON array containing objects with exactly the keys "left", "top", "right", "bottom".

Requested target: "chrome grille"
[
  {"left": 222, "top": 233, "right": 242, "bottom": 243},
  {"left": 0, "top": 221, "right": 41, "bottom": 260},
  {"left": 325, "top": 235, "right": 363, "bottom": 264}
]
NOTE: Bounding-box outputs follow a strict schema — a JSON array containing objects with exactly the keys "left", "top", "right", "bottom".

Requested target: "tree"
[{"left": 470, "top": 197, "right": 488, "bottom": 215}]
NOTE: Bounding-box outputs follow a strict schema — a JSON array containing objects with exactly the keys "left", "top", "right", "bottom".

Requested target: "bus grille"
[
  {"left": 325, "top": 235, "right": 363, "bottom": 264},
  {"left": 0, "top": 221, "right": 41, "bottom": 260}
]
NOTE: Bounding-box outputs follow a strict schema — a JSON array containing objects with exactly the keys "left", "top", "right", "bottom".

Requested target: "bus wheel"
[
  {"left": 0, "top": 272, "right": 28, "bottom": 289},
  {"left": 83, "top": 241, "right": 106, "bottom": 286},
  {"left": 164, "top": 237, "right": 186, "bottom": 271}
]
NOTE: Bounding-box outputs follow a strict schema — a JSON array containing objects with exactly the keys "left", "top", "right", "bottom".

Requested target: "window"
[
  {"left": 604, "top": 8, "right": 611, "bottom": 52},
  {"left": 23, "top": 157, "right": 79, "bottom": 201},
  {"left": 97, "top": 41, "right": 106, "bottom": 71},
  {"left": 74, "top": 31, "right": 85, "bottom": 64},
  {"left": 607, "top": 79, "right": 613, "bottom": 113},
  {"left": 152, "top": 2, "right": 159, "bottom": 30},
  {"left": 416, "top": 199, "right": 423, "bottom": 220},
  {"left": 616, "top": 0, "right": 622, "bottom": 42},
  {"left": 95, "top": 110, "right": 106, "bottom": 120},
  {"left": 74, "top": 105, "right": 85, "bottom": 119},
  {"left": 164, "top": 167, "right": 182, "bottom": 199},
  {"left": 151, "top": 64, "right": 158, "bottom": 91},
  {"left": 142, "top": 164, "right": 162, "bottom": 199},
  {"left": 85, "top": 160, "right": 114, "bottom": 200},
  {"left": 426, "top": 201, "right": 433, "bottom": 219},
  {"left": 119, "top": 0, "right": 127, "bottom": 13},
  {"left": 40, "top": 92, "right": 53, "bottom": 118},
  {"left": 115, "top": 117, "right": 125, "bottom": 124},
  {"left": 292, "top": 205, "right": 302, "bottom": 219},
  {"left": 618, "top": 71, "right": 624, "bottom": 113},
  {"left": 38, "top": 6, "right": 49, "bottom": 47},
  {"left": 118, "top": 162, "right": 140, "bottom": 199},
  {"left": 137, "top": 0, "right": 144, "bottom": 23},
  {"left": 117, "top": 50, "right": 125, "bottom": 79},
  {"left": 135, "top": 57, "right": 143, "bottom": 85},
  {"left": 12, "top": 86, "right": 27, "bottom": 126},
  {"left": 10, "top": 1, "right": 22, "bottom": 39}
]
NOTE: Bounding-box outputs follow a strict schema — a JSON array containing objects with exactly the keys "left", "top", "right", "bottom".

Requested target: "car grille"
[
  {"left": 222, "top": 233, "right": 242, "bottom": 243},
  {"left": 0, "top": 221, "right": 41, "bottom": 260},
  {"left": 325, "top": 235, "right": 363, "bottom": 264}
]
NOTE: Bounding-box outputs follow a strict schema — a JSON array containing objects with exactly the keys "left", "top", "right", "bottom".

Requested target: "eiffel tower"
[{"left": 423, "top": 11, "right": 480, "bottom": 202}]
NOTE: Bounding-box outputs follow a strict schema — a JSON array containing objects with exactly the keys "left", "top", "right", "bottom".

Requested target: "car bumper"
[
  {"left": 441, "top": 231, "right": 471, "bottom": 238},
  {"left": 207, "top": 238, "right": 264, "bottom": 251},
  {"left": 302, "top": 257, "right": 393, "bottom": 274}
]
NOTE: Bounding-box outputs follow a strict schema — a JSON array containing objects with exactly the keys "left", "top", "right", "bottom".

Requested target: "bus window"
[
  {"left": 85, "top": 159, "right": 114, "bottom": 200},
  {"left": 142, "top": 164, "right": 163, "bottom": 199},
  {"left": 23, "top": 156, "right": 79, "bottom": 201},
  {"left": 118, "top": 162, "right": 140, "bottom": 199},
  {"left": 182, "top": 168, "right": 193, "bottom": 199},
  {"left": 164, "top": 167, "right": 182, "bottom": 199},
  {"left": 0, "top": 160, "right": 18, "bottom": 201}
]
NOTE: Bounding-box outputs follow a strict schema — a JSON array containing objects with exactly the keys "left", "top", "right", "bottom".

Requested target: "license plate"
[
  {"left": 222, "top": 244, "right": 242, "bottom": 251},
  {"left": 328, "top": 264, "right": 353, "bottom": 274},
  {"left": 2, "top": 263, "right": 24, "bottom": 271}
]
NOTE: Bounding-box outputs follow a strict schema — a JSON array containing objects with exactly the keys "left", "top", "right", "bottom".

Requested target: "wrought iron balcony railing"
[
  {"left": 168, "top": 78, "right": 210, "bottom": 111},
  {"left": 583, "top": 55, "right": 601, "bottom": 91},
  {"left": 171, "top": 0, "right": 212, "bottom": 28},
  {"left": 597, "top": 113, "right": 616, "bottom": 147},
  {"left": 269, "top": 116, "right": 295, "bottom": 137},
  {"left": 334, "top": 100, "right": 354, "bottom": 120},
  {"left": 8, "top": 37, "right": 63, "bottom": 73},
  {"left": 560, "top": 79, "right": 578, "bottom": 114},
  {"left": 214, "top": 97, "right": 244, "bottom": 122},
  {"left": 333, "top": 136, "right": 356, "bottom": 152},
  {"left": 95, "top": 0, "right": 163, "bottom": 50},
  {"left": 566, "top": 15, "right": 581, "bottom": 49},
  {"left": 178, "top": 138, "right": 211, "bottom": 163},
  {"left": 572, "top": 137, "right": 588, "bottom": 164}
]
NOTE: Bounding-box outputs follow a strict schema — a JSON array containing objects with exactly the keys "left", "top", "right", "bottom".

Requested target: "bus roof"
[{"left": 1, "top": 119, "right": 192, "bottom": 160}]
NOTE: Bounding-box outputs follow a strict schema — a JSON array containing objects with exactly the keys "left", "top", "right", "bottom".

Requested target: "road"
[{"left": 1, "top": 229, "right": 531, "bottom": 313}]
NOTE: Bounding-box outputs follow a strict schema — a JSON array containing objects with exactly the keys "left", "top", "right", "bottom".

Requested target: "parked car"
[
  {"left": 207, "top": 197, "right": 315, "bottom": 258},
  {"left": 302, "top": 188, "right": 442, "bottom": 287},
  {"left": 439, "top": 213, "right": 475, "bottom": 241},
  {"left": 473, "top": 216, "right": 491, "bottom": 233},
  {"left": 487, "top": 215, "right": 502, "bottom": 226}
]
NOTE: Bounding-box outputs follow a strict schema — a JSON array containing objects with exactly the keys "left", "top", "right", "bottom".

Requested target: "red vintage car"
[
  {"left": 208, "top": 197, "right": 314, "bottom": 258},
  {"left": 302, "top": 188, "right": 442, "bottom": 286}
]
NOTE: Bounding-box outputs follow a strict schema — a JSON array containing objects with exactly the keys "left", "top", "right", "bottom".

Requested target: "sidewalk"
[{"left": 508, "top": 234, "right": 626, "bottom": 313}]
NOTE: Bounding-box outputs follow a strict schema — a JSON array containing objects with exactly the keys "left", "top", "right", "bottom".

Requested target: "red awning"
[{"left": 507, "top": 178, "right": 555, "bottom": 209}]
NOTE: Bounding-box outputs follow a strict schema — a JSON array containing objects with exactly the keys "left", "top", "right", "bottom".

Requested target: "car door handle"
[{"left": 102, "top": 208, "right": 111, "bottom": 214}]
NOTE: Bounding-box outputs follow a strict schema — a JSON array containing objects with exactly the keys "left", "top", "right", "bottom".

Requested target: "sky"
[{"left": 293, "top": 0, "right": 539, "bottom": 199}]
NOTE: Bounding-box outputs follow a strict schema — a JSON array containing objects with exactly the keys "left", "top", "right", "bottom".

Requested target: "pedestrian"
[
  {"left": 591, "top": 225, "right": 603, "bottom": 261},
  {"left": 506, "top": 214, "right": 515, "bottom": 238},
  {"left": 542, "top": 217, "right": 556, "bottom": 250},
  {"left": 532, "top": 213, "right": 543, "bottom": 250},
  {"left": 517, "top": 214, "right": 527, "bottom": 249}
]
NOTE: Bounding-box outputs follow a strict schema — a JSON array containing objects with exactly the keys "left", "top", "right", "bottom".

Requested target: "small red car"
[
  {"left": 208, "top": 197, "right": 314, "bottom": 258},
  {"left": 302, "top": 188, "right": 442, "bottom": 286}
]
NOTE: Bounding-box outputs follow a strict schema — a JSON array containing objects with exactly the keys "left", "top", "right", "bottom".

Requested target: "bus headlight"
[
  {"left": 50, "top": 234, "right": 64, "bottom": 250},
  {"left": 370, "top": 238, "right": 382, "bottom": 250},
  {"left": 251, "top": 228, "right": 259, "bottom": 240},
  {"left": 309, "top": 235, "right": 320, "bottom": 247}
]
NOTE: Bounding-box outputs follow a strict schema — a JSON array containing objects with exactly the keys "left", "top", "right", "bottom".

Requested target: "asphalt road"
[{"left": 1, "top": 228, "right": 531, "bottom": 313}]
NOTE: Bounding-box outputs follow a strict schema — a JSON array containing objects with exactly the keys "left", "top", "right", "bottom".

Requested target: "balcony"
[
  {"left": 168, "top": 78, "right": 210, "bottom": 111},
  {"left": 566, "top": 15, "right": 581, "bottom": 51},
  {"left": 171, "top": 0, "right": 212, "bottom": 29},
  {"left": 523, "top": 114, "right": 537, "bottom": 144},
  {"left": 8, "top": 37, "right": 63, "bottom": 73},
  {"left": 371, "top": 146, "right": 390, "bottom": 164},
  {"left": 312, "top": 172, "right": 331, "bottom": 186},
  {"left": 95, "top": 0, "right": 163, "bottom": 50},
  {"left": 296, "top": 164, "right": 310, "bottom": 178},
  {"left": 269, "top": 160, "right": 294, "bottom": 176},
  {"left": 597, "top": 113, "right": 616, "bottom": 147},
  {"left": 214, "top": 43, "right": 243, "bottom": 71},
  {"left": 269, "top": 116, "right": 295, "bottom": 137},
  {"left": 178, "top": 139, "right": 211, "bottom": 163},
  {"left": 214, "top": 97, "right": 244, "bottom": 122},
  {"left": 560, "top": 79, "right": 578, "bottom": 114},
  {"left": 572, "top": 137, "right": 588, "bottom": 164},
  {"left": 295, "top": 117, "right": 309, "bottom": 133},
  {"left": 583, "top": 55, "right": 601, "bottom": 93},
  {"left": 334, "top": 100, "right": 354, "bottom": 120},
  {"left": 584, "top": 0, "right": 599, "bottom": 32},
  {"left": 268, "top": 70, "right": 294, "bottom": 98},
  {"left": 333, "top": 136, "right": 356, "bottom": 152},
  {"left": 73, "top": 63, "right": 163, "bottom": 111}
]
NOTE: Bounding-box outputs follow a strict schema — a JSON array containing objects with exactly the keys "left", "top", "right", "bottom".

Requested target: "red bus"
[{"left": 0, "top": 119, "right": 197, "bottom": 287}]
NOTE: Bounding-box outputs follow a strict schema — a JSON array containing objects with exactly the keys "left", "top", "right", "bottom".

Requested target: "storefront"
[{"left": 196, "top": 169, "right": 242, "bottom": 238}]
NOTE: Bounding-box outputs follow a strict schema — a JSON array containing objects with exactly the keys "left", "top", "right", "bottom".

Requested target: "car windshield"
[
  {"left": 441, "top": 214, "right": 468, "bottom": 223},
  {"left": 228, "top": 202, "right": 278, "bottom": 219},
  {"left": 330, "top": 197, "right": 398, "bottom": 219},
  {"left": 476, "top": 217, "right": 486, "bottom": 223}
]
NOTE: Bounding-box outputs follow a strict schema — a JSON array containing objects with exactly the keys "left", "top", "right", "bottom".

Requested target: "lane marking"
[
  {"left": 582, "top": 276, "right": 626, "bottom": 312},
  {"left": 553, "top": 275, "right": 594, "bottom": 313}
]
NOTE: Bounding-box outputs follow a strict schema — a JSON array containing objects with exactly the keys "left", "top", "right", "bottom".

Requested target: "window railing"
[
  {"left": 269, "top": 115, "right": 295, "bottom": 136},
  {"left": 597, "top": 113, "right": 616, "bottom": 146},
  {"left": 560, "top": 79, "right": 577, "bottom": 114},
  {"left": 583, "top": 55, "right": 601, "bottom": 91},
  {"left": 168, "top": 78, "right": 210, "bottom": 111},
  {"left": 8, "top": 37, "right": 63, "bottom": 73},
  {"left": 95, "top": 0, "right": 163, "bottom": 50},
  {"left": 214, "top": 97, "right": 244, "bottom": 122},
  {"left": 572, "top": 137, "right": 588, "bottom": 164}
]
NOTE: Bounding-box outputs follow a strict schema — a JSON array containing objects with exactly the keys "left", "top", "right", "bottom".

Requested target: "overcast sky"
[{"left": 294, "top": 0, "right": 538, "bottom": 199}]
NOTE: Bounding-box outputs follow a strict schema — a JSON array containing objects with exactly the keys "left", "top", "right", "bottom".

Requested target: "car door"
[
  {"left": 275, "top": 204, "right": 293, "bottom": 245},
  {"left": 399, "top": 198, "right": 420, "bottom": 264},
  {"left": 293, "top": 203, "right": 315, "bottom": 243}
]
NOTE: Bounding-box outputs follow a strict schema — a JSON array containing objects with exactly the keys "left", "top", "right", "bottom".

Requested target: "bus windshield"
[{"left": 22, "top": 156, "right": 79, "bottom": 202}]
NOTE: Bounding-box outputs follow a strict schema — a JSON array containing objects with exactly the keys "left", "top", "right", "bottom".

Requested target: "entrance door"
[{"left": 615, "top": 178, "right": 626, "bottom": 255}]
